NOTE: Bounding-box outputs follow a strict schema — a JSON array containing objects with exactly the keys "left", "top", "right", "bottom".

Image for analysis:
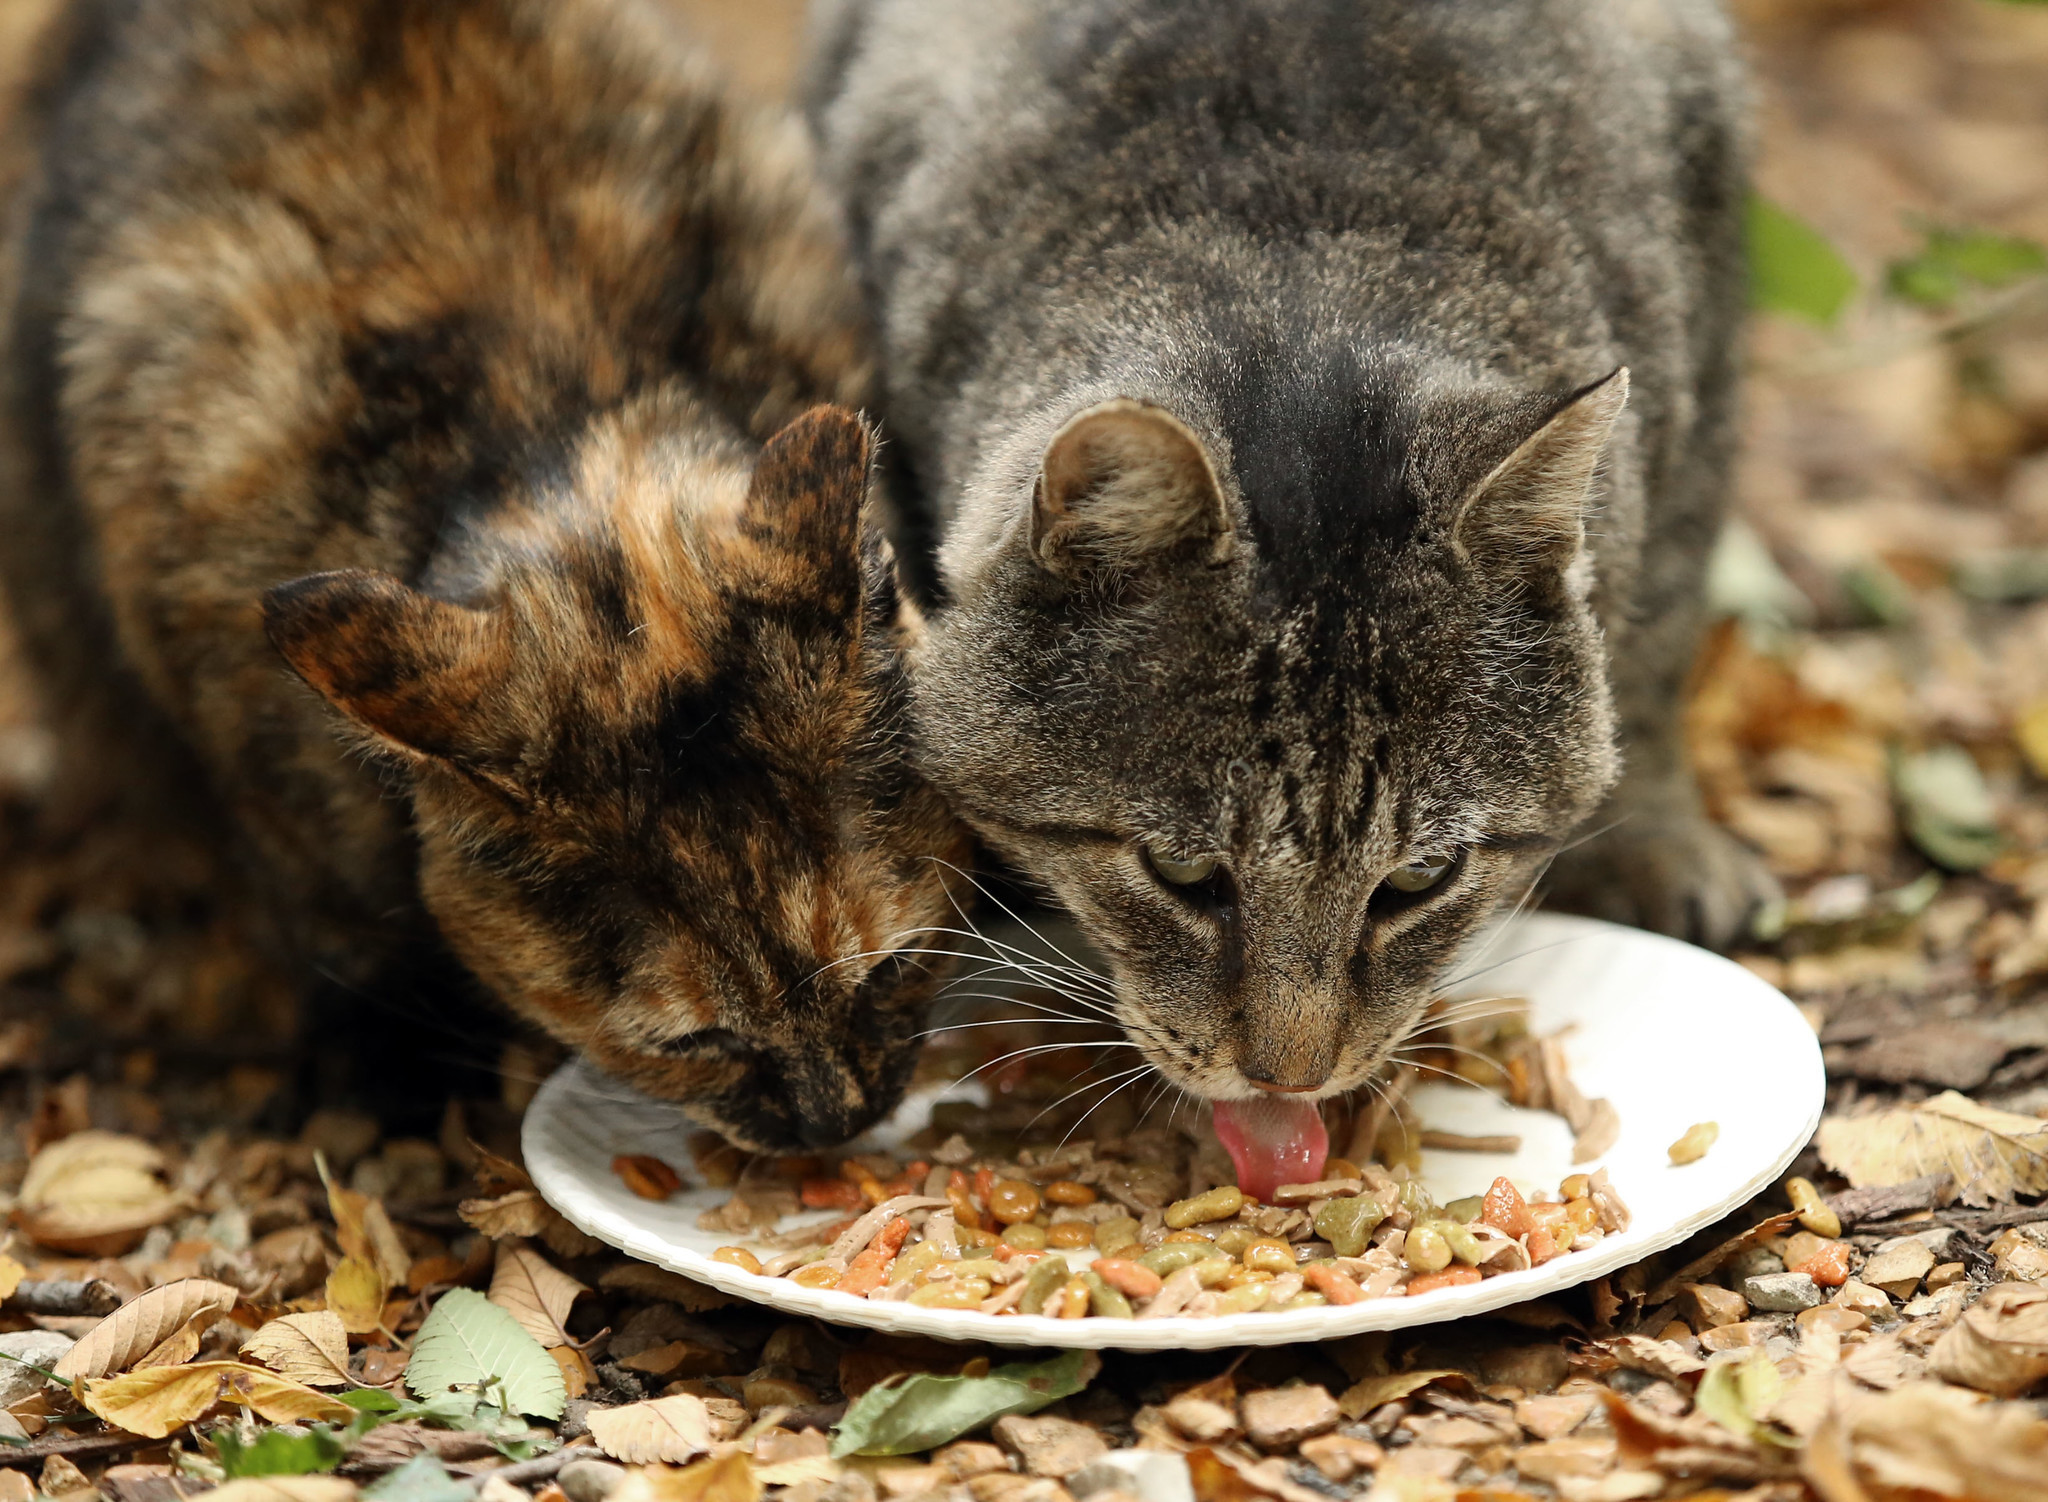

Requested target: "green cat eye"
[
  {"left": 1146, "top": 849, "right": 1218, "bottom": 886},
  {"left": 1386, "top": 852, "right": 1456, "bottom": 893}
]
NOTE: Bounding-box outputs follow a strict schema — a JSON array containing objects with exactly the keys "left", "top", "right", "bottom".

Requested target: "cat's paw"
[{"left": 1542, "top": 809, "right": 1779, "bottom": 952}]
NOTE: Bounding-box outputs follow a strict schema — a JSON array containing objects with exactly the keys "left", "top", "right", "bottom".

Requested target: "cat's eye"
[
  {"left": 1144, "top": 848, "right": 1218, "bottom": 886},
  {"left": 1386, "top": 852, "right": 1456, "bottom": 893}
]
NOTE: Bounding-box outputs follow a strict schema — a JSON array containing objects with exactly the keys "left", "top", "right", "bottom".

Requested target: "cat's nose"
[{"left": 1247, "top": 1077, "right": 1322, "bottom": 1095}]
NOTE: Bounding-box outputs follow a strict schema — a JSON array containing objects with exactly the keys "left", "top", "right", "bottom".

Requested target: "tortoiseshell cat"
[
  {"left": 0, "top": 0, "right": 967, "bottom": 1149},
  {"left": 810, "top": 0, "right": 1772, "bottom": 1176}
]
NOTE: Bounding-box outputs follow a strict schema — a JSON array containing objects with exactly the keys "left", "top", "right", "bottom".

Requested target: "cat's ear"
[
  {"left": 1032, "top": 399, "right": 1232, "bottom": 574},
  {"left": 740, "top": 405, "right": 874, "bottom": 621},
  {"left": 1452, "top": 367, "right": 1628, "bottom": 581},
  {"left": 264, "top": 569, "right": 511, "bottom": 769}
]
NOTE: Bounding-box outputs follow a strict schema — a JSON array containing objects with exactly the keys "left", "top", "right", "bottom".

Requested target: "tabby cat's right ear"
[
  {"left": 264, "top": 569, "right": 512, "bottom": 773},
  {"left": 1032, "top": 399, "right": 1233, "bottom": 575},
  {"left": 1452, "top": 368, "right": 1629, "bottom": 586}
]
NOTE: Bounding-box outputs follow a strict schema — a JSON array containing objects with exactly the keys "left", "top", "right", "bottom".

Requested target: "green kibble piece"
[
  {"left": 1211, "top": 1227, "right": 1257, "bottom": 1257},
  {"left": 1669, "top": 1121, "right": 1719, "bottom": 1166},
  {"left": 1140, "top": 1242, "right": 1228, "bottom": 1276},
  {"left": 1312, "top": 1195, "right": 1387, "bottom": 1259},
  {"left": 1399, "top": 1180, "right": 1437, "bottom": 1220},
  {"left": 1001, "top": 1221, "right": 1049, "bottom": 1251},
  {"left": 1281, "top": 1290, "right": 1330, "bottom": 1311},
  {"left": 1438, "top": 1221, "right": 1487, "bottom": 1266},
  {"left": 1095, "top": 1216, "right": 1141, "bottom": 1256},
  {"left": 1165, "top": 1185, "right": 1245, "bottom": 1229},
  {"left": 1019, "top": 1255, "right": 1070, "bottom": 1315},
  {"left": 1082, "top": 1269, "right": 1133, "bottom": 1319},
  {"left": 1443, "top": 1195, "right": 1485, "bottom": 1223},
  {"left": 1405, "top": 1223, "right": 1453, "bottom": 1274}
]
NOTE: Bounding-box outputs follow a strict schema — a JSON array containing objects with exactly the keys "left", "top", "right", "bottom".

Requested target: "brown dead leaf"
[
  {"left": 0, "top": 1253, "right": 26, "bottom": 1303},
  {"left": 219, "top": 1364, "right": 355, "bottom": 1425},
  {"left": 16, "top": 1131, "right": 184, "bottom": 1254},
  {"left": 317, "top": 1160, "right": 410, "bottom": 1288},
  {"left": 80, "top": 1362, "right": 228, "bottom": 1438},
  {"left": 587, "top": 1392, "right": 718, "bottom": 1464},
  {"left": 1336, "top": 1370, "right": 1465, "bottom": 1420},
  {"left": 615, "top": 1452, "right": 760, "bottom": 1502},
  {"left": 1816, "top": 1092, "right": 2048, "bottom": 1206},
  {"left": 242, "top": 1311, "right": 351, "bottom": 1388},
  {"left": 133, "top": 1314, "right": 207, "bottom": 1370},
  {"left": 324, "top": 1256, "right": 387, "bottom": 1335},
  {"left": 1647, "top": 1214, "right": 1802, "bottom": 1305},
  {"left": 52, "top": 1277, "right": 239, "bottom": 1382},
  {"left": 204, "top": 1482, "right": 355, "bottom": 1502},
  {"left": 459, "top": 1189, "right": 605, "bottom": 1257},
  {"left": 489, "top": 1241, "right": 586, "bottom": 1348},
  {"left": 1928, "top": 1282, "right": 2048, "bottom": 1398},
  {"left": 550, "top": 1344, "right": 594, "bottom": 1400},
  {"left": 1804, "top": 1381, "right": 2048, "bottom": 1502}
]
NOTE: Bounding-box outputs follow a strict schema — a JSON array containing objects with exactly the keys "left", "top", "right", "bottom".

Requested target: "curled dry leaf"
[
  {"left": 220, "top": 1364, "right": 357, "bottom": 1425},
  {"left": 585, "top": 1391, "right": 717, "bottom": 1464},
  {"left": 1929, "top": 1282, "right": 2048, "bottom": 1398},
  {"left": 458, "top": 1189, "right": 606, "bottom": 1258},
  {"left": 613, "top": 1452, "right": 760, "bottom": 1502},
  {"left": 15, "top": 1130, "right": 184, "bottom": 1254},
  {"left": 80, "top": 1362, "right": 230, "bottom": 1438},
  {"left": 488, "top": 1241, "right": 587, "bottom": 1348},
  {"left": 52, "top": 1277, "right": 239, "bottom": 1382},
  {"left": 242, "top": 1311, "right": 352, "bottom": 1388},
  {"left": 319, "top": 1162, "right": 411, "bottom": 1289},
  {"left": 134, "top": 1314, "right": 207, "bottom": 1370},
  {"left": 1816, "top": 1091, "right": 2048, "bottom": 1207},
  {"left": 1803, "top": 1380, "right": 2048, "bottom": 1502},
  {"left": 325, "top": 1255, "right": 388, "bottom": 1336}
]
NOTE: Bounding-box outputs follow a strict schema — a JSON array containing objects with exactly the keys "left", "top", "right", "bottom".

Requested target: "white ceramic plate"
[{"left": 523, "top": 913, "right": 1823, "bottom": 1349}]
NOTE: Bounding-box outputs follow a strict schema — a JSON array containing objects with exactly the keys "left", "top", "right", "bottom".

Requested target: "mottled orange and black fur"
[{"left": 0, "top": 0, "right": 968, "bottom": 1149}]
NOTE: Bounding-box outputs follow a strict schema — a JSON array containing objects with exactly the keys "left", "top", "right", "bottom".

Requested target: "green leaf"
[
  {"left": 1706, "top": 519, "right": 1812, "bottom": 630},
  {"left": 1894, "top": 745, "right": 2003, "bottom": 873},
  {"left": 405, "top": 1289, "right": 565, "bottom": 1422},
  {"left": 212, "top": 1425, "right": 345, "bottom": 1478},
  {"left": 831, "top": 1351, "right": 1098, "bottom": 1458},
  {"left": 1696, "top": 1350, "right": 1794, "bottom": 1449},
  {"left": 1888, "top": 223, "right": 2048, "bottom": 309},
  {"left": 364, "top": 1454, "right": 473, "bottom": 1502},
  {"left": 1748, "top": 196, "right": 1857, "bottom": 325},
  {"left": 1954, "top": 549, "right": 2048, "bottom": 604}
]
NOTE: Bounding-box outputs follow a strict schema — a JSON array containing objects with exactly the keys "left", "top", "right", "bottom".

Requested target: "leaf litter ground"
[{"left": 4, "top": 1, "right": 2048, "bottom": 1500}]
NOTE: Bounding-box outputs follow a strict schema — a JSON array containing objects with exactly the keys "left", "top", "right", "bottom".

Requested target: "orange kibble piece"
[
  {"left": 1793, "top": 1241, "right": 1854, "bottom": 1288},
  {"left": 790, "top": 1262, "right": 843, "bottom": 1290},
  {"left": 1481, "top": 1176, "right": 1533, "bottom": 1238},
  {"left": 989, "top": 1179, "right": 1043, "bottom": 1224},
  {"left": 1091, "top": 1258, "right": 1163, "bottom": 1299},
  {"left": 972, "top": 1166, "right": 997, "bottom": 1209},
  {"left": 1056, "top": 1277, "right": 1091, "bottom": 1318},
  {"left": 1526, "top": 1226, "right": 1561, "bottom": 1266},
  {"left": 1047, "top": 1221, "right": 1095, "bottom": 1250},
  {"left": 1404, "top": 1266, "right": 1484, "bottom": 1296},
  {"left": 800, "top": 1177, "right": 864, "bottom": 1211},
  {"left": 947, "top": 1168, "right": 984, "bottom": 1230},
  {"left": 1565, "top": 1198, "right": 1599, "bottom": 1234},
  {"left": 612, "top": 1154, "right": 684, "bottom": 1201},
  {"left": 1165, "top": 1229, "right": 1215, "bottom": 1244},
  {"left": 1302, "top": 1264, "right": 1363, "bottom": 1305},
  {"left": 1045, "top": 1180, "right": 1098, "bottom": 1207},
  {"left": 711, "top": 1246, "right": 762, "bottom": 1275},
  {"left": 1323, "top": 1158, "right": 1361, "bottom": 1181}
]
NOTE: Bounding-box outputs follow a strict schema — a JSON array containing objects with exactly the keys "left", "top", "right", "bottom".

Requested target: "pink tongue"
[{"left": 1212, "top": 1097, "right": 1330, "bottom": 1202}]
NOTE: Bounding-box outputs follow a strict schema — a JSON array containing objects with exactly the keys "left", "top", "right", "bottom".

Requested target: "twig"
[
  {"left": 6, "top": 1280, "right": 121, "bottom": 1318},
  {"left": 0, "top": 1432, "right": 152, "bottom": 1470},
  {"left": 452, "top": 1446, "right": 590, "bottom": 1489}
]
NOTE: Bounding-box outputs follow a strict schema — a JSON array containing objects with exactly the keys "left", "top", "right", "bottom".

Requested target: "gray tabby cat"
[{"left": 807, "top": 0, "right": 1771, "bottom": 1166}]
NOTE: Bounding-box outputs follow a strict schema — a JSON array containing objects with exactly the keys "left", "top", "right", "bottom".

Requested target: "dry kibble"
[
  {"left": 1047, "top": 1222, "right": 1095, "bottom": 1250},
  {"left": 612, "top": 1153, "right": 684, "bottom": 1200},
  {"left": 1091, "top": 1258, "right": 1164, "bottom": 1299},
  {"left": 989, "top": 1179, "right": 1043, "bottom": 1225},
  {"left": 1001, "top": 1222, "right": 1050, "bottom": 1251},
  {"left": 1785, "top": 1177, "right": 1842, "bottom": 1239},
  {"left": 790, "top": 1262, "right": 842, "bottom": 1290},
  {"left": 1242, "top": 1238, "right": 1295, "bottom": 1274},
  {"left": 910, "top": 1277, "right": 990, "bottom": 1308},
  {"left": 1045, "top": 1180, "right": 1097, "bottom": 1206},
  {"left": 1405, "top": 1224, "right": 1453, "bottom": 1274},
  {"left": 1165, "top": 1185, "right": 1245, "bottom": 1228},
  {"left": 1668, "top": 1121, "right": 1718, "bottom": 1165},
  {"left": 711, "top": 1246, "right": 762, "bottom": 1275}
]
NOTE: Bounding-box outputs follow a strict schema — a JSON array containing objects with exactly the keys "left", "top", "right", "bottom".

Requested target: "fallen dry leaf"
[
  {"left": 202, "top": 1480, "right": 356, "bottom": 1502},
  {"left": 52, "top": 1278, "right": 239, "bottom": 1382},
  {"left": 551, "top": 1344, "right": 595, "bottom": 1400},
  {"left": 0, "top": 1253, "right": 26, "bottom": 1303},
  {"left": 1928, "top": 1282, "right": 2048, "bottom": 1398},
  {"left": 133, "top": 1315, "right": 207, "bottom": 1370},
  {"left": 15, "top": 1131, "right": 184, "bottom": 1254},
  {"left": 458, "top": 1189, "right": 606, "bottom": 1257},
  {"left": 586, "top": 1392, "right": 718, "bottom": 1464},
  {"left": 241, "top": 1311, "right": 352, "bottom": 1388},
  {"left": 1816, "top": 1092, "right": 2048, "bottom": 1206},
  {"left": 489, "top": 1241, "right": 586, "bottom": 1348},
  {"left": 614, "top": 1452, "right": 760, "bottom": 1502},
  {"left": 319, "top": 1161, "right": 410, "bottom": 1288},
  {"left": 1803, "top": 1380, "right": 2048, "bottom": 1502},
  {"left": 1336, "top": 1370, "right": 1464, "bottom": 1420},
  {"left": 220, "top": 1364, "right": 356, "bottom": 1425},
  {"left": 324, "top": 1256, "right": 387, "bottom": 1336},
  {"left": 80, "top": 1362, "right": 229, "bottom": 1438}
]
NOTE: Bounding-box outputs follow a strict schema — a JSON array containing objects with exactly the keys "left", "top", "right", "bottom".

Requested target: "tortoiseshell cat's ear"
[
  {"left": 1031, "top": 398, "right": 1233, "bottom": 575},
  {"left": 263, "top": 570, "right": 509, "bottom": 768},
  {"left": 1452, "top": 367, "right": 1629, "bottom": 584},
  {"left": 739, "top": 406, "right": 877, "bottom": 619}
]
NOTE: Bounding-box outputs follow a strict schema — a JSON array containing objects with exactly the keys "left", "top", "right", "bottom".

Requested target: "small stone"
[
  {"left": 992, "top": 1415, "right": 1110, "bottom": 1479},
  {"left": 1068, "top": 1450, "right": 1195, "bottom": 1502},
  {"left": 1796, "top": 1305, "right": 1868, "bottom": 1336},
  {"left": 1698, "top": 1321, "right": 1774, "bottom": 1352},
  {"left": 0, "top": 1332, "right": 73, "bottom": 1407},
  {"left": 968, "top": 1478, "right": 1072, "bottom": 1502},
  {"left": 1404, "top": 1415, "right": 1504, "bottom": 1451},
  {"left": 1902, "top": 1283, "right": 1971, "bottom": 1321},
  {"left": 476, "top": 1478, "right": 527, "bottom": 1502},
  {"left": 1925, "top": 1262, "right": 1967, "bottom": 1292},
  {"left": 1296, "top": 1435, "right": 1382, "bottom": 1484},
  {"left": 1377, "top": 1447, "right": 1465, "bottom": 1482},
  {"left": 39, "top": 1457, "right": 95, "bottom": 1502},
  {"left": 1742, "top": 1272, "right": 1822, "bottom": 1313},
  {"left": 1513, "top": 1437, "right": 1616, "bottom": 1483},
  {"left": 1240, "top": 1385, "right": 1341, "bottom": 1450},
  {"left": 1515, "top": 1394, "right": 1595, "bottom": 1440},
  {"left": 1678, "top": 1282, "right": 1748, "bottom": 1329},
  {"left": 558, "top": 1461, "right": 627, "bottom": 1502},
  {"left": 935, "top": 1444, "right": 1012, "bottom": 1482},
  {"left": 758, "top": 1430, "right": 832, "bottom": 1465},
  {"left": 1160, "top": 1395, "right": 1238, "bottom": 1443},
  {"left": 1725, "top": 1246, "right": 1784, "bottom": 1281},
  {"left": 1861, "top": 1241, "right": 1936, "bottom": 1301},
  {"left": 1832, "top": 1279, "right": 1896, "bottom": 1319},
  {"left": 876, "top": 1467, "right": 948, "bottom": 1499}
]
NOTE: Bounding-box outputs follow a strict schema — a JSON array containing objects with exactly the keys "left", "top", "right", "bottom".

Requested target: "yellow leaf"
[
  {"left": 134, "top": 1314, "right": 207, "bottom": 1370},
  {"left": 318, "top": 1161, "right": 410, "bottom": 1289},
  {"left": 219, "top": 1365, "right": 355, "bottom": 1425},
  {"left": 53, "top": 1278, "right": 240, "bottom": 1382},
  {"left": 551, "top": 1344, "right": 595, "bottom": 1400},
  {"left": 204, "top": 1479, "right": 357, "bottom": 1502},
  {"left": 242, "top": 1311, "right": 352, "bottom": 1388},
  {"left": 325, "top": 1255, "right": 387, "bottom": 1335},
  {"left": 616, "top": 1453, "right": 760, "bottom": 1502},
  {"left": 2017, "top": 701, "right": 2048, "bottom": 781},
  {"left": 17, "top": 1131, "right": 184, "bottom": 1252},
  {"left": 587, "top": 1393, "right": 718, "bottom": 1464},
  {"left": 80, "top": 1362, "right": 229, "bottom": 1438},
  {"left": 0, "top": 1253, "right": 25, "bottom": 1303},
  {"left": 1816, "top": 1091, "right": 2048, "bottom": 1207},
  {"left": 490, "top": 1241, "right": 587, "bottom": 1348}
]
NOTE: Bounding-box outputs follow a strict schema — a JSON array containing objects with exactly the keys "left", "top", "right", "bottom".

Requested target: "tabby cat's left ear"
[
  {"left": 1452, "top": 367, "right": 1628, "bottom": 582},
  {"left": 264, "top": 569, "right": 513, "bottom": 771},
  {"left": 1032, "top": 399, "right": 1233, "bottom": 575}
]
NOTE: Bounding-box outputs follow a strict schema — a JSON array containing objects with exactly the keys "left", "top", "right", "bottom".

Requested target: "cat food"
[{"left": 681, "top": 1151, "right": 1629, "bottom": 1318}]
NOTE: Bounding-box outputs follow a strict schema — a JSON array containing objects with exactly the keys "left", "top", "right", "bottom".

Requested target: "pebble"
[
  {"left": 1831, "top": 1279, "right": 1896, "bottom": 1319},
  {"left": 1679, "top": 1282, "right": 1748, "bottom": 1329},
  {"left": 558, "top": 1460, "right": 627, "bottom": 1502},
  {"left": 1513, "top": 1394, "right": 1595, "bottom": 1440},
  {"left": 1860, "top": 1241, "right": 1936, "bottom": 1301},
  {"left": 968, "top": 1477, "right": 1074, "bottom": 1502},
  {"left": 992, "top": 1415, "right": 1111, "bottom": 1479},
  {"left": 1511, "top": 1436, "right": 1617, "bottom": 1482},
  {"left": 1160, "top": 1395, "right": 1238, "bottom": 1443},
  {"left": 1241, "top": 1385, "right": 1341, "bottom": 1450},
  {"left": 1068, "top": 1450, "right": 1195, "bottom": 1502},
  {"left": 1742, "top": 1272, "right": 1822, "bottom": 1312},
  {"left": 1295, "top": 1435, "right": 1382, "bottom": 1484},
  {"left": 0, "top": 1332, "right": 73, "bottom": 1408},
  {"left": 935, "top": 1444, "right": 1012, "bottom": 1482}
]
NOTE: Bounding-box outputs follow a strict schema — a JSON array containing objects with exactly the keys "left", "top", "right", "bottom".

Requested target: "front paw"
[{"left": 1542, "top": 810, "right": 1780, "bottom": 951}]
